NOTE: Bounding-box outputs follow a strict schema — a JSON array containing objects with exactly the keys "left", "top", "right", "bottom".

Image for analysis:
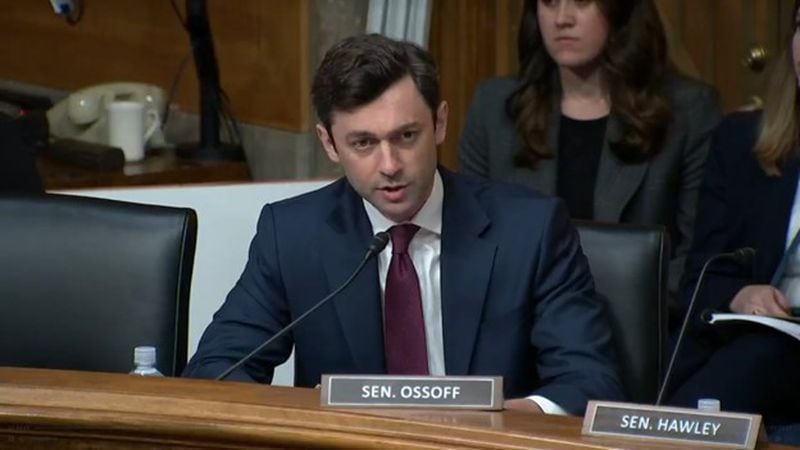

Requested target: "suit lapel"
[
  {"left": 593, "top": 115, "right": 649, "bottom": 221},
  {"left": 318, "top": 182, "right": 385, "bottom": 373},
  {"left": 439, "top": 170, "right": 497, "bottom": 375}
]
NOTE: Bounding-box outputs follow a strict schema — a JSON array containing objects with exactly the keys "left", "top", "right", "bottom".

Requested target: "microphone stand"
[
  {"left": 176, "top": 0, "right": 245, "bottom": 162},
  {"left": 584, "top": 248, "right": 760, "bottom": 448},
  {"left": 216, "top": 232, "right": 389, "bottom": 381},
  {"left": 656, "top": 248, "right": 754, "bottom": 405}
]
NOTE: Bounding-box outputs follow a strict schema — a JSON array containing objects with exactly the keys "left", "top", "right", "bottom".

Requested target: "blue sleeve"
[
  {"left": 529, "top": 200, "right": 625, "bottom": 413},
  {"left": 668, "top": 84, "right": 722, "bottom": 299},
  {"left": 680, "top": 112, "right": 758, "bottom": 321},
  {"left": 183, "top": 204, "right": 293, "bottom": 382}
]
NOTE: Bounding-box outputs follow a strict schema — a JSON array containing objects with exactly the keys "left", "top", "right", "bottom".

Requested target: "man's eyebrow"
[
  {"left": 343, "top": 122, "right": 423, "bottom": 140},
  {"left": 395, "top": 121, "right": 422, "bottom": 130},
  {"left": 343, "top": 131, "right": 376, "bottom": 140},
  {"left": 387, "top": 122, "right": 424, "bottom": 136}
]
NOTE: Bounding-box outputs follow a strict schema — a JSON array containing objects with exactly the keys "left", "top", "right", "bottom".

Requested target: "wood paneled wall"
[
  {"left": 0, "top": 1, "right": 309, "bottom": 131},
  {"left": 654, "top": 0, "right": 792, "bottom": 111},
  {"left": 4, "top": 0, "right": 790, "bottom": 168},
  {"left": 430, "top": 0, "right": 795, "bottom": 170},
  {"left": 429, "top": 0, "right": 523, "bottom": 170}
]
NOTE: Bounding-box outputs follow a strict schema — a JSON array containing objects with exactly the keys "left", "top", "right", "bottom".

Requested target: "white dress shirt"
[{"left": 362, "top": 170, "right": 567, "bottom": 415}]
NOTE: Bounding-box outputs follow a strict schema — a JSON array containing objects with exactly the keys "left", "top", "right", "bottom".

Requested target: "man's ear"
[
  {"left": 434, "top": 101, "right": 448, "bottom": 146},
  {"left": 315, "top": 123, "right": 340, "bottom": 163}
]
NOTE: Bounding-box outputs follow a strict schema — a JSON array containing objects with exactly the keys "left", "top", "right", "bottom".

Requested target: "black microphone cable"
[
  {"left": 216, "top": 232, "right": 390, "bottom": 381},
  {"left": 655, "top": 247, "right": 755, "bottom": 405}
]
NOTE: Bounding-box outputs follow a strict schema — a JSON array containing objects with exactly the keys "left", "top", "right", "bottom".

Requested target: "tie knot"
[{"left": 390, "top": 224, "right": 419, "bottom": 254}]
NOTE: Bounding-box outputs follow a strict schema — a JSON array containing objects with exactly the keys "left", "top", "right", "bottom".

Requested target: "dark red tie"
[{"left": 384, "top": 224, "right": 429, "bottom": 375}]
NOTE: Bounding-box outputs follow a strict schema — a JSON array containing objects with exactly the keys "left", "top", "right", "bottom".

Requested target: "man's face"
[{"left": 316, "top": 75, "right": 447, "bottom": 223}]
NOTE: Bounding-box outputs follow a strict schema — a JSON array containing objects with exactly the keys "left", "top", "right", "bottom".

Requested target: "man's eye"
[
  {"left": 352, "top": 139, "right": 374, "bottom": 150},
  {"left": 394, "top": 130, "right": 420, "bottom": 146},
  {"left": 401, "top": 130, "right": 417, "bottom": 141}
]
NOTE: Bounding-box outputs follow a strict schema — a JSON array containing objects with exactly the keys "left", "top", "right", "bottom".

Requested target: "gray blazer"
[{"left": 458, "top": 75, "right": 721, "bottom": 299}]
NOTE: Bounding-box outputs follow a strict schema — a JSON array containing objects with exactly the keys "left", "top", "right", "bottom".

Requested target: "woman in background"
[
  {"left": 458, "top": 0, "right": 719, "bottom": 305},
  {"left": 667, "top": 1, "right": 800, "bottom": 438}
]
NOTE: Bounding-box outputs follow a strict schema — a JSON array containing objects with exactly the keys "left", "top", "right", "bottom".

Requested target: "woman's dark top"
[{"left": 556, "top": 115, "right": 608, "bottom": 220}]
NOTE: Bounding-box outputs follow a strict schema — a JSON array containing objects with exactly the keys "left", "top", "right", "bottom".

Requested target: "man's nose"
[{"left": 378, "top": 141, "right": 402, "bottom": 176}]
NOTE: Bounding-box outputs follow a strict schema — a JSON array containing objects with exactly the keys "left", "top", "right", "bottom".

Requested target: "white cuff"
[{"left": 526, "top": 395, "right": 569, "bottom": 415}]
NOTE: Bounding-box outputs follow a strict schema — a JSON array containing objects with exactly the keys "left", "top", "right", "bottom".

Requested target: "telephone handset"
[{"left": 47, "top": 82, "right": 167, "bottom": 148}]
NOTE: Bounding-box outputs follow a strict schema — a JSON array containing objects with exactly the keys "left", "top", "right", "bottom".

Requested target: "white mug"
[{"left": 107, "top": 101, "right": 160, "bottom": 162}]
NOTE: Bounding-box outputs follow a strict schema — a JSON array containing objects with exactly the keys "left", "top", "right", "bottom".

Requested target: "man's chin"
[{"left": 373, "top": 201, "right": 415, "bottom": 223}]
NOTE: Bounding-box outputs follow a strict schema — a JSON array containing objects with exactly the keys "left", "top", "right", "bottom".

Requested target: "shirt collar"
[{"left": 363, "top": 170, "right": 443, "bottom": 235}]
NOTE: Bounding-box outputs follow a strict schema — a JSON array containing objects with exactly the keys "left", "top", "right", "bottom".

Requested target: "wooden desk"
[
  {"left": 0, "top": 367, "right": 791, "bottom": 449},
  {"left": 38, "top": 148, "right": 251, "bottom": 190}
]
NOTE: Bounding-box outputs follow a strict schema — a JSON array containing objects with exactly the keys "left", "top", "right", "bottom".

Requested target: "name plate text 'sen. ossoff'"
[
  {"left": 320, "top": 375, "right": 503, "bottom": 410},
  {"left": 582, "top": 401, "right": 762, "bottom": 449}
]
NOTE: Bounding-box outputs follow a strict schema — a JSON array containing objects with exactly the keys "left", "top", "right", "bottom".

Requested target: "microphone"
[
  {"left": 215, "top": 231, "right": 390, "bottom": 381},
  {"left": 655, "top": 247, "right": 755, "bottom": 405},
  {"left": 728, "top": 247, "right": 756, "bottom": 267}
]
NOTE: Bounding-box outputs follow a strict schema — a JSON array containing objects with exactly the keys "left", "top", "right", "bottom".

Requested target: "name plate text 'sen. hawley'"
[
  {"left": 582, "top": 401, "right": 762, "bottom": 449},
  {"left": 320, "top": 375, "right": 503, "bottom": 410}
]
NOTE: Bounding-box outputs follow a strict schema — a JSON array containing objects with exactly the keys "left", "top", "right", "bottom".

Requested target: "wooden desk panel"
[
  {"left": 38, "top": 149, "right": 251, "bottom": 190},
  {"left": 0, "top": 368, "right": 790, "bottom": 449}
]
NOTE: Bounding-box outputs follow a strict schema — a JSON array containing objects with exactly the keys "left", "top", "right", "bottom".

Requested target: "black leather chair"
[
  {"left": 574, "top": 220, "right": 669, "bottom": 404},
  {"left": 0, "top": 194, "right": 197, "bottom": 376}
]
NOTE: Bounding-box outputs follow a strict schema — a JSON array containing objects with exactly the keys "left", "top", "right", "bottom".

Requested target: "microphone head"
[
  {"left": 731, "top": 247, "right": 756, "bottom": 266},
  {"left": 368, "top": 231, "right": 390, "bottom": 254}
]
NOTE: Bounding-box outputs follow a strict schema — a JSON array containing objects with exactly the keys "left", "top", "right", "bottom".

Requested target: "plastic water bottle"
[
  {"left": 697, "top": 398, "right": 721, "bottom": 412},
  {"left": 129, "top": 346, "right": 164, "bottom": 377}
]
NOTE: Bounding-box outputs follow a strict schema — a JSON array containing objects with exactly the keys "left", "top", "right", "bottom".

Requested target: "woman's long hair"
[
  {"left": 754, "top": 0, "right": 799, "bottom": 176},
  {"left": 509, "top": 0, "right": 670, "bottom": 168}
]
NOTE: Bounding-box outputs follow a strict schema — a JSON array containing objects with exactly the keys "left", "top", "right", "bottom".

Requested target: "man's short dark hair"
[{"left": 311, "top": 33, "right": 440, "bottom": 134}]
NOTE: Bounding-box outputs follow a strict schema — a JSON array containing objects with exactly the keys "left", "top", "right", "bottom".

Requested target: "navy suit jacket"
[
  {"left": 673, "top": 111, "right": 800, "bottom": 385},
  {"left": 184, "top": 169, "right": 623, "bottom": 414},
  {"left": 680, "top": 111, "right": 798, "bottom": 316}
]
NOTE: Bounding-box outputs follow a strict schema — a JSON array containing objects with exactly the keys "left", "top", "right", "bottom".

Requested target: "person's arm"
[
  {"left": 679, "top": 113, "right": 757, "bottom": 320},
  {"left": 458, "top": 81, "right": 491, "bottom": 177},
  {"left": 669, "top": 85, "right": 722, "bottom": 301},
  {"left": 183, "top": 204, "right": 292, "bottom": 382},
  {"left": 525, "top": 199, "right": 625, "bottom": 415},
  {"left": 503, "top": 395, "right": 565, "bottom": 415}
]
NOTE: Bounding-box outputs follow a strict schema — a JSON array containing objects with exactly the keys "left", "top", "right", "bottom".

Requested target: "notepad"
[{"left": 707, "top": 313, "right": 800, "bottom": 342}]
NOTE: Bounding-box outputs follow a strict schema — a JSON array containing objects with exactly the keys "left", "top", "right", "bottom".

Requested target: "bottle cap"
[
  {"left": 134, "top": 346, "right": 157, "bottom": 366},
  {"left": 697, "top": 398, "right": 721, "bottom": 412}
]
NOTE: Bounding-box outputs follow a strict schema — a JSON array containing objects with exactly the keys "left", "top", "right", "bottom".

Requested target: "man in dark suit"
[{"left": 183, "top": 34, "right": 623, "bottom": 415}]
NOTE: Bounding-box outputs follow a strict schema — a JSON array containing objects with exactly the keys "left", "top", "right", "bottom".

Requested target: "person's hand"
[
  {"left": 503, "top": 398, "right": 544, "bottom": 413},
  {"left": 729, "top": 284, "right": 791, "bottom": 317}
]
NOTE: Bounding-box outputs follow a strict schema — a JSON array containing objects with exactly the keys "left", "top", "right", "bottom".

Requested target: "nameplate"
[
  {"left": 582, "top": 401, "right": 761, "bottom": 449},
  {"left": 320, "top": 375, "right": 503, "bottom": 410}
]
